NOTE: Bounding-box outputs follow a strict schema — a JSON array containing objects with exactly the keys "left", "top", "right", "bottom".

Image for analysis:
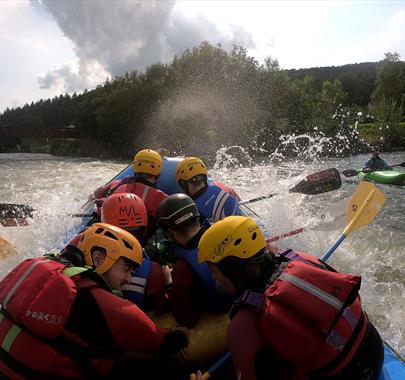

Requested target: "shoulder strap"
[
  {"left": 229, "top": 290, "right": 266, "bottom": 320},
  {"left": 63, "top": 266, "right": 89, "bottom": 278},
  {"left": 107, "top": 176, "right": 134, "bottom": 196}
]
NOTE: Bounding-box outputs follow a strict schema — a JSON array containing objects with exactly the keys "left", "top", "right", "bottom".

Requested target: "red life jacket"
[
  {"left": 114, "top": 182, "right": 167, "bottom": 217},
  {"left": 93, "top": 179, "right": 123, "bottom": 200},
  {"left": 0, "top": 257, "right": 116, "bottom": 379},
  {"left": 259, "top": 251, "right": 368, "bottom": 377}
]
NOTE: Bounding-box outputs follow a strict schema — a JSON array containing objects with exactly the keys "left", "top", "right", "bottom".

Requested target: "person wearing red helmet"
[
  {"left": 101, "top": 193, "right": 170, "bottom": 314},
  {"left": 101, "top": 192, "right": 149, "bottom": 241},
  {"left": 0, "top": 223, "right": 188, "bottom": 379}
]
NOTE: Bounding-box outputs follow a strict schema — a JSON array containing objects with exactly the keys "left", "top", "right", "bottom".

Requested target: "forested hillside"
[
  {"left": 288, "top": 62, "right": 377, "bottom": 106},
  {"left": 1, "top": 43, "right": 404, "bottom": 158}
]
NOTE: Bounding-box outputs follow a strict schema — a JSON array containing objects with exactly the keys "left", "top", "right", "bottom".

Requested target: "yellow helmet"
[
  {"left": 77, "top": 223, "right": 142, "bottom": 274},
  {"left": 176, "top": 157, "right": 208, "bottom": 182},
  {"left": 198, "top": 216, "right": 266, "bottom": 264},
  {"left": 133, "top": 149, "right": 163, "bottom": 176}
]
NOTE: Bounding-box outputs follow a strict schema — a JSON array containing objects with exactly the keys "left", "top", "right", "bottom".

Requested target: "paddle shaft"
[
  {"left": 206, "top": 352, "right": 231, "bottom": 378},
  {"left": 267, "top": 227, "right": 305, "bottom": 242},
  {"left": 321, "top": 235, "right": 346, "bottom": 262},
  {"left": 190, "top": 352, "right": 231, "bottom": 380},
  {"left": 239, "top": 193, "right": 277, "bottom": 206},
  {"left": 387, "top": 162, "right": 405, "bottom": 168}
]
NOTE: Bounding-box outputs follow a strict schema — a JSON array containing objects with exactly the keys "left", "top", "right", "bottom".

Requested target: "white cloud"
[
  {"left": 38, "top": 60, "right": 110, "bottom": 93},
  {"left": 1, "top": 0, "right": 405, "bottom": 112},
  {"left": 39, "top": 0, "right": 254, "bottom": 93},
  {"left": 0, "top": 1, "right": 76, "bottom": 111}
]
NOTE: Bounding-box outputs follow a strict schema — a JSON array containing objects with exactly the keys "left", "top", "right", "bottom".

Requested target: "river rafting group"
[{"left": 0, "top": 149, "right": 404, "bottom": 380}]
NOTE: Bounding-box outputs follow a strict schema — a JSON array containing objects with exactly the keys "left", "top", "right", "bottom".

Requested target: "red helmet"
[{"left": 101, "top": 193, "right": 147, "bottom": 230}]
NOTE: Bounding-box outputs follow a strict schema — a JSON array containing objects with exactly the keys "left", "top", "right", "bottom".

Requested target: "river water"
[{"left": 0, "top": 151, "right": 404, "bottom": 356}]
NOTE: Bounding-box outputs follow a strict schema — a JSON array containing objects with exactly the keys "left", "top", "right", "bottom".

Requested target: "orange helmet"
[
  {"left": 77, "top": 223, "right": 143, "bottom": 274},
  {"left": 101, "top": 193, "right": 147, "bottom": 230}
]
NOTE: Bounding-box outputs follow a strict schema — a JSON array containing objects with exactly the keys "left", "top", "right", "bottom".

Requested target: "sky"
[{"left": 0, "top": 0, "right": 404, "bottom": 113}]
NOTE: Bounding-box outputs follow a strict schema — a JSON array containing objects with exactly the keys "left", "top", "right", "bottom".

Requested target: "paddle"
[
  {"left": 239, "top": 168, "right": 342, "bottom": 206},
  {"left": 321, "top": 181, "right": 385, "bottom": 261},
  {"left": 189, "top": 352, "right": 231, "bottom": 380},
  {"left": 0, "top": 235, "right": 18, "bottom": 259},
  {"left": 342, "top": 162, "right": 405, "bottom": 177},
  {"left": 0, "top": 203, "right": 34, "bottom": 227},
  {"left": 267, "top": 227, "right": 305, "bottom": 243}
]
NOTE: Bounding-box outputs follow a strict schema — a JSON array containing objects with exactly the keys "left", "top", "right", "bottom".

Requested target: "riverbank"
[{"left": 2, "top": 122, "right": 404, "bottom": 161}]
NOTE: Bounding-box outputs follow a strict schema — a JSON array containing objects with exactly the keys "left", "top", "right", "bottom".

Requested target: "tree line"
[{"left": 1, "top": 43, "right": 404, "bottom": 159}]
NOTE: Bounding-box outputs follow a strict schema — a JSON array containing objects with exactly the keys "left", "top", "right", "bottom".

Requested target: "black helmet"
[{"left": 157, "top": 193, "right": 200, "bottom": 230}]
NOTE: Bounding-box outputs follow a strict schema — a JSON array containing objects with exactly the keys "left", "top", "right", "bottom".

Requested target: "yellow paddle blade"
[
  {"left": 343, "top": 182, "right": 385, "bottom": 237},
  {"left": 0, "top": 235, "right": 18, "bottom": 259}
]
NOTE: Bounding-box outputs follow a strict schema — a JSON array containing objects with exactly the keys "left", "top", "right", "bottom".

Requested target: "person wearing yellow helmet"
[
  {"left": 92, "top": 149, "right": 168, "bottom": 233},
  {"left": 157, "top": 193, "right": 232, "bottom": 328},
  {"left": 176, "top": 157, "right": 243, "bottom": 223},
  {"left": 198, "top": 216, "right": 383, "bottom": 380},
  {"left": 0, "top": 223, "right": 188, "bottom": 379}
]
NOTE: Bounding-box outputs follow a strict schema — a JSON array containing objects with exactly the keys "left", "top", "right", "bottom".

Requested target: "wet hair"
[
  {"left": 60, "top": 245, "right": 86, "bottom": 267},
  {"left": 216, "top": 249, "right": 279, "bottom": 292}
]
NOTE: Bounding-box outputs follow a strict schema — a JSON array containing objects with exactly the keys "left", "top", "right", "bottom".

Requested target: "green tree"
[
  {"left": 318, "top": 79, "right": 348, "bottom": 135},
  {"left": 368, "top": 95, "right": 404, "bottom": 148},
  {"left": 371, "top": 52, "right": 405, "bottom": 110}
]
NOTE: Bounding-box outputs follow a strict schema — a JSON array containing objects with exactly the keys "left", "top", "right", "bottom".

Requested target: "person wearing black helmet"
[
  {"left": 363, "top": 148, "right": 389, "bottom": 171},
  {"left": 157, "top": 193, "right": 232, "bottom": 327}
]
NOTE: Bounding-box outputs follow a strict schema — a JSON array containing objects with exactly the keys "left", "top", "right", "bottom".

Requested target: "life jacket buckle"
[{"left": 240, "top": 290, "right": 266, "bottom": 308}]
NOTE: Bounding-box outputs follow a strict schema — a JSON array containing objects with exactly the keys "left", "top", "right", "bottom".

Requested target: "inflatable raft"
[
  {"left": 360, "top": 169, "right": 405, "bottom": 186},
  {"left": 3, "top": 157, "right": 403, "bottom": 376},
  {"left": 379, "top": 343, "right": 405, "bottom": 380},
  {"left": 147, "top": 311, "right": 229, "bottom": 366}
]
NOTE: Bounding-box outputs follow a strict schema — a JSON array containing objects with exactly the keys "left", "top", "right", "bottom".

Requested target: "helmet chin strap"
[
  {"left": 178, "top": 180, "right": 190, "bottom": 195},
  {"left": 135, "top": 174, "right": 158, "bottom": 188}
]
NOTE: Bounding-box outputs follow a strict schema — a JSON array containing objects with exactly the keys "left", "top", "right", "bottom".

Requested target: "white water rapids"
[{"left": 0, "top": 152, "right": 404, "bottom": 357}]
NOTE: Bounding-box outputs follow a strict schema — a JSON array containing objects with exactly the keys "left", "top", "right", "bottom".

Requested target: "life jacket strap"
[
  {"left": 314, "top": 311, "right": 367, "bottom": 377},
  {"left": 229, "top": 290, "right": 266, "bottom": 320}
]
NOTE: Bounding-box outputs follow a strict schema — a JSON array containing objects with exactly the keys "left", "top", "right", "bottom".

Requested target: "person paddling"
[
  {"left": 363, "top": 148, "right": 389, "bottom": 171},
  {"left": 197, "top": 216, "right": 384, "bottom": 380},
  {"left": 0, "top": 223, "right": 188, "bottom": 379},
  {"left": 176, "top": 157, "right": 243, "bottom": 222}
]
